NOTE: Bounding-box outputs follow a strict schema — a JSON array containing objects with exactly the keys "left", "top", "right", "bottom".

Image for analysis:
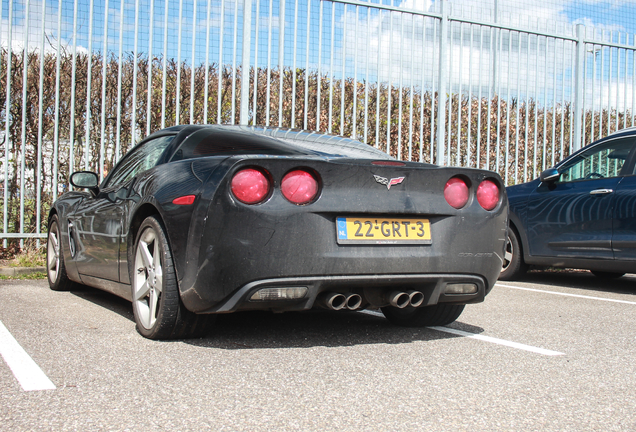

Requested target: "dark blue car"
[{"left": 501, "top": 127, "right": 636, "bottom": 280}]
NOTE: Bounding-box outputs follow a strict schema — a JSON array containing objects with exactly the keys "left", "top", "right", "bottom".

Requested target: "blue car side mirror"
[{"left": 539, "top": 168, "right": 560, "bottom": 183}]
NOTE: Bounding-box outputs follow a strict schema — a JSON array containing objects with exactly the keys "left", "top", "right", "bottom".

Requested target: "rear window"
[{"left": 170, "top": 129, "right": 308, "bottom": 161}]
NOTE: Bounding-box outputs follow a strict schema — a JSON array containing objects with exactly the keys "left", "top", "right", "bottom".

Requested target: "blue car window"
[
  {"left": 106, "top": 135, "right": 174, "bottom": 187},
  {"left": 558, "top": 138, "right": 634, "bottom": 183}
]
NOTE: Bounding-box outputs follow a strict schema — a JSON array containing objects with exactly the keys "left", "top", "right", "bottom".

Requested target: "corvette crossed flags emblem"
[{"left": 373, "top": 175, "right": 405, "bottom": 190}]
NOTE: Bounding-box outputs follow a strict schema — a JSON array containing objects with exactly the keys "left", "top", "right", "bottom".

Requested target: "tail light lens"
[
  {"left": 477, "top": 179, "right": 500, "bottom": 210},
  {"left": 231, "top": 168, "right": 271, "bottom": 204},
  {"left": 281, "top": 170, "right": 319, "bottom": 205},
  {"left": 444, "top": 177, "right": 469, "bottom": 209}
]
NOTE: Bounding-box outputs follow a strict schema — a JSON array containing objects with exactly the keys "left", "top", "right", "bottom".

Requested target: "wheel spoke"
[
  {"left": 135, "top": 280, "right": 151, "bottom": 300},
  {"left": 139, "top": 240, "right": 153, "bottom": 269},
  {"left": 148, "top": 289, "right": 159, "bottom": 323},
  {"left": 504, "top": 250, "right": 513, "bottom": 262}
]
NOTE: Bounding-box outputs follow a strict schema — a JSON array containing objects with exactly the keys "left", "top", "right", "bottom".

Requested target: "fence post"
[
  {"left": 435, "top": 0, "right": 448, "bottom": 165},
  {"left": 436, "top": 0, "right": 448, "bottom": 166},
  {"left": 240, "top": 0, "right": 253, "bottom": 125},
  {"left": 573, "top": 24, "right": 585, "bottom": 152}
]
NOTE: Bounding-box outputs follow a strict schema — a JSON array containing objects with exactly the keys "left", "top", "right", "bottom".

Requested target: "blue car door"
[
  {"left": 525, "top": 137, "right": 635, "bottom": 260},
  {"left": 611, "top": 169, "right": 636, "bottom": 261}
]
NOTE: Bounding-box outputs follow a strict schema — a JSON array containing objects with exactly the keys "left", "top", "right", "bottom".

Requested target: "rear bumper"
[{"left": 199, "top": 273, "right": 488, "bottom": 314}]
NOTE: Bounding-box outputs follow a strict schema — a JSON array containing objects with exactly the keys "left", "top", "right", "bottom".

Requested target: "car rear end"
[{"left": 178, "top": 156, "right": 508, "bottom": 316}]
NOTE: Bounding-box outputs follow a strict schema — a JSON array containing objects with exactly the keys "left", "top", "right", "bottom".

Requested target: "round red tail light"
[
  {"left": 444, "top": 177, "right": 469, "bottom": 209},
  {"left": 231, "top": 168, "right": 271, "bottom": 204},
  {"left": 281, "top": 170, "right": 319, "bottom": 205},
  {"left": 477, "top": 179, "right": 500, "bottom": 211}
]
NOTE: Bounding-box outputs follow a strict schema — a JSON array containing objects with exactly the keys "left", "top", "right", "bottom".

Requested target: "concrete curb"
[{"left": 0, "top": 267, "right": 47, "bottom": 277}]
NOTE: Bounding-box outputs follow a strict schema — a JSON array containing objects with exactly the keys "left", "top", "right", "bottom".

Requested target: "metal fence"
[{"left": 1, "top": 0, "right": 636, "bottom": 242}]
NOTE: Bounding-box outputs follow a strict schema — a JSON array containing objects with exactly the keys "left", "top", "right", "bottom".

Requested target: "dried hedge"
[{"left": 0, "top": 49, "right": 633, "bottom": 241}]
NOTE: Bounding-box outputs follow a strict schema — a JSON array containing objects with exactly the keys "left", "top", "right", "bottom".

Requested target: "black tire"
[
  {"left": 381, "top": 304, "right": 465, "bottom": 327},
  {"left": 46, "top": 215, "right": 78, "bottom": 291},
  {"left": 591, "top": 270, "right": 625, "bottom": 279},
  {"left": 499, "top": 228, "right": 528, "bottom": 281},
  {"left": 131, "top": 215, "right": 215, "bottom": 340}
]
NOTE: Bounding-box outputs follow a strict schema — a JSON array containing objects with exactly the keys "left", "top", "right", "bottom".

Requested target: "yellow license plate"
[{"left": 336, "top": 217, "right": 431, "bottom": 245}]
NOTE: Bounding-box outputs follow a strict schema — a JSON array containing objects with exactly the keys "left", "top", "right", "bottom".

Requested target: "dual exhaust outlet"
[{"left": 318, "top": 290, "right": 425, "bottom": 311}]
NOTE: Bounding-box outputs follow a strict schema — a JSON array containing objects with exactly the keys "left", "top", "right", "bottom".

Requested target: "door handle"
[{"left": 590, "top": 189, "right": 614, "bottom": 195}]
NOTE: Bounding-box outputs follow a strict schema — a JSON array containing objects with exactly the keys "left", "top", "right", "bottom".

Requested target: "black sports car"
[
  {"left": 501, "top": 127, "right": 636, "bottom": 281},
  {"left": 47, "top": 125, "right": 508, "bottom": 339}
]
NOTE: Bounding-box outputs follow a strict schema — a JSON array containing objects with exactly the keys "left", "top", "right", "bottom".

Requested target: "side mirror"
[
  {"left": 70, "top": 171, "right": 99, "bottom": 195},
  {"left": 539, "top": 168, "right": 560, "bottom": 183}
]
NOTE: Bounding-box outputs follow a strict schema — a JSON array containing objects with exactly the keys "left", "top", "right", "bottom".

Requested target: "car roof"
[{"left": 156, "top": 124, "right": 394, "bottom": 162}]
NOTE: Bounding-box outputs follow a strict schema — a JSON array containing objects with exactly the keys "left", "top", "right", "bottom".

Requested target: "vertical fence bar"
[
  {"left": 457, "top": 21, "right": 463, "bottom": 166},
  {"left": 115, "top": 0, "right": 125, "bottom": 159},
  {"left": 363, "top": 6, "right": 370, "bottom": 145},
  {"left": 240, "top": 0, "right": 252, "bottom": 125},
  {"left": 36, "top": 0, "right": 47, "bottom": 244},
  {"left": 278, "top": 0, "right": 285, "bottom": 127},
  {"left": 418, "top": 15, "right": 427, "bottom": 162},
  {"left": 386, "top": 9, "right": 392, "bottom": 154},
  {"left": 375, "top": 9, "right": 381, "bottom": 149},
  {"left": 407, "top": 13, "right": 414, "bottom": 161},
  {"left": 69, "top": 0, "right": 79, "bottom": 176},
  {"left": 551, "top": 33, "right": 557, "bottom": 166},
  {"left": 253, "top": 0, "right": 261, "bottom": 126},
  {"left": 328, "top": 3, "right": 334, "bottom": 133},
  {"left": 573, "top": 24, "right": 585, "bottom": 152},
  {"left": 190, "top": 0, "right": 197, "bottom": 125},
  {"left": 477, "top": 25, "right": 483, "bottom": 168},
  {"left": 504, "top": 31, "right": 512, "bottom": 184},
  {"left": 147, "top": 0, "right": 155, "bottom": 134},
  {"left": 217, "top": 0, "right": 225, "bottom": 124},
  {"left": 303, "top": 0, "right": 310, "bottom": 130},
  {"left": 19, "top": 0, "right": 30, "bottom": 246},
  {"left": 340, "top": 5, "right": 346, "bottom": 137},
  {"left": 353, "top": 6, "right": 359, "bottom": 139},
  {"left": 204, "top": 0, "right": 211, "bottom": 124},
  {"left": 514, "top": 30, "right": 521, "bottom": 183},
  {"left": 176, "top": 0, "right": 183, "bottom": 125},
  {"left": 52, "top": 0, "right": 61, "bottom": 199},
  {"left": 467, "top": 23, "right": 473, "bottom": 167},
  {"left": 132, "top": 0, "right": 140, "bottom": 143},
  {"left": 397, "top": 11, "right": 403, "bottom": 158},
  {"left": 291, "top": 0, "right": 298, "bottom": 128},
  {"left": 100, "top": 0, "right": 110, "bottom": 180},
  {"left": 3, "top": 0, "right": 12, "bottom": 247},
  {"left": 231, "top": 0, "right": 238, "bottom": 123},
  {"left": 532, "top": 33, "right": 539, "bottom": 179},
  {"left": 162, "top": 0, "right": 169, "bottom": 129},
  {"left": 542, "top": 35, "right": 548, "bottom": 171},
  {"left": 436, "top": 0, "right": 448, "bottom": 165},
  {"left": 84, "top": 0, "right": 94, "bottom": 170},
  {"left": 524, "top": 33, "right": 530, "bottom": 181},
  {"left": 316, "top": 0, "right": 323, "bottom": 130},
  {"left": 266, "top": 0, "right": 273, "bottom": 126}
]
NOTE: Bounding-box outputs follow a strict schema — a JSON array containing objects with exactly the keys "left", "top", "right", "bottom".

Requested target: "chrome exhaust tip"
[
  {"left": 344, "top": 293, "right": 363, "bottom": 310},
  {"left": 318, "top": 292, "right": 347, "bottom": 310},
  {"left": 388, "top": 291, "right": 410, "bottom": 309},
  {"left": 407, "top": 290, "right": 424, "bottom": 308}
]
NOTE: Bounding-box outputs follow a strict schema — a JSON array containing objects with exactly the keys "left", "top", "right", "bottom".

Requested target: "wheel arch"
[
  {"left": 127, "top": 203, "right": 165, "bottom": 281},
  {"left": 507, "top": 213, "right": 529, "bottom": 261}
]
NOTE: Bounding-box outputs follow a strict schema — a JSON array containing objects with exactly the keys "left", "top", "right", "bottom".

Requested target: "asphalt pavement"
[{"left": 1, "top": 272, "right": 636, "bottom": 431}]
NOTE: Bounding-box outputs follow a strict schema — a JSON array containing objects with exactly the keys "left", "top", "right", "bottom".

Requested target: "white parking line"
[
  {"left": 496, "top": 283, "right": 636, "bottom": 305},
  {"left": 0, "top": 320, "right": 56, "bottom": 391},
  {"left": 358, "top": 309, "right": 564, "bottom": 356}
]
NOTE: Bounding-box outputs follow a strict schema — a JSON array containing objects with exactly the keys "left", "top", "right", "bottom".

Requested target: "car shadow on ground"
[
  {"left": 69, "top": 285, "right": 484, "bottom": 349},
  {"left": 70, "top": 286, "right": 135, "bottom": 321},
  {"left": 501, "top": 270, "right": 636, "bottom": 297},
  {"left": 185, "top": 310, "right": 485, "bottom": 350}
]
